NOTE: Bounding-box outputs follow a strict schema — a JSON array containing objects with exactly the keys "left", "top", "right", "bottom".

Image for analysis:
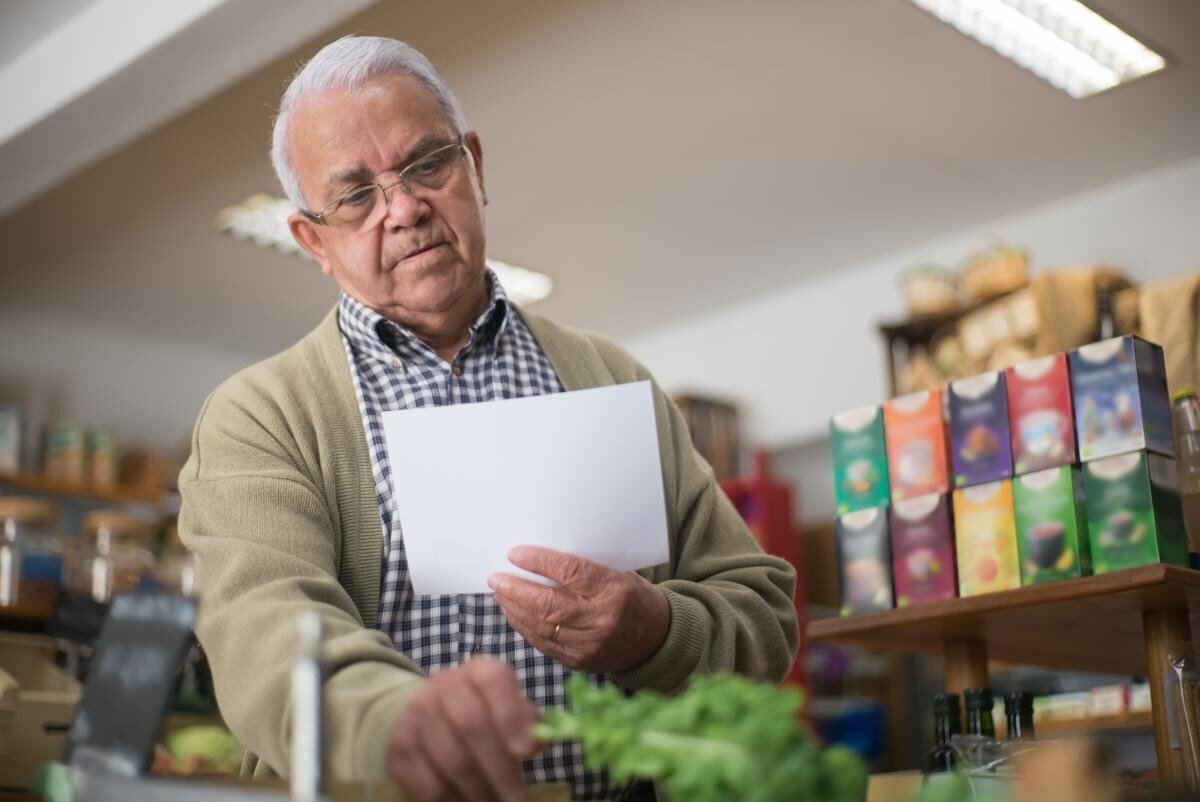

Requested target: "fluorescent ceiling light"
[
  {"left": 214, "top": 194, "right": 554, "bottom": 305},
  {"left": 910, "top": 0, "right": 1166, "bottom": 98}
]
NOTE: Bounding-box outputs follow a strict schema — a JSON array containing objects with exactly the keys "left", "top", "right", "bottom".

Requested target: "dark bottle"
[
  {"left": 964, "top": 687, "right": 996, "bottom": 738},
  {"left": 1004, "top": 691, "right": 1035, "bottom": 740},
  {"left": 927, "top": 692, "right": 962, "bottom": 772}
]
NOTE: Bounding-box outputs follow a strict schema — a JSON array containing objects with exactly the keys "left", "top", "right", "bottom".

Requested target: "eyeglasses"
[{"left": 302, "top": 139, "right": 470, "bottom": 227}]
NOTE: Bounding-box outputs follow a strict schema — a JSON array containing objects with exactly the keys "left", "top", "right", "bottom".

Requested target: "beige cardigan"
[{"left": 178, "top": 306, "right": 799, "bottom": 780}]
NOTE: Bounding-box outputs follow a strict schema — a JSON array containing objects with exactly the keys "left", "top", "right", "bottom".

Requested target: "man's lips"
[{"left": 399, "top": 242, "right": 444, "bottom": 262}]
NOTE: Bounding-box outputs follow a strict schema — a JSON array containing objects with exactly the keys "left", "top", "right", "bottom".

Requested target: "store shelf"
[
  {"left": 0, "top": 470, "right": 164, "bottom": 505},
  {"left": 807, "top": 564, "right": 1200, "bottom": 677},
  {"left": 1032, "top": 710, "right": 1153, "bottom": 738},
  {"left": 809, "top": 564, "right": 1198, "bottom": 782}
]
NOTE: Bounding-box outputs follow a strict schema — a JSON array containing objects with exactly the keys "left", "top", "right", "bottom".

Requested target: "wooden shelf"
[
  {"left": 0, "top": 471, "right": 164, "bottom": 505},
  {"left": 807, "top": 564, "right": 1200, "bottom": 677},
  {"left": 1032, "top": 710, "right": 1153, "bottom": 738}
]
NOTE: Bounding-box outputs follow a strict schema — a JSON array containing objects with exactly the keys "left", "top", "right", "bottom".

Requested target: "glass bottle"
[
  {"left": 964, "top": 687, "right": 996, "bottom": 738},
  {"left": 1004, "top": 691, "right": 1035, "bottom": 740},
  {"left": 1173, "top": 388, "right": 1200, "bottom": 550},
  {"left": 927, "top": 692, "right": 962, "bottom": 772}
]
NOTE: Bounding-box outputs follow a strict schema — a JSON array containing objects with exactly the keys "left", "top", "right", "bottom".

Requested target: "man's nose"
[{"left": 381, "top": 183, "right": 430, "bottom": 229}]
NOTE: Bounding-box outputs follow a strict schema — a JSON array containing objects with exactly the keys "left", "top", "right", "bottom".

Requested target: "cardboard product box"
[
  {"left": 836, "top": 507, "right": 894, "bottom": 616},
  {"left": 949, "top": 372, "right": 1014, "bottom": 488},
  {"left": 0, "top": 633, "right": 81, "bottom": 788},
  {"left": 1006, "top": 354, "right": 1076, "bottom": 475},
  {"left": 890, "top": 493, "right": 957, "bottom": 606},
  {"left": 1083, "top": 451, "right": 1188, "bottom": 574},
  {"left": 1069, "top": 336, "right": 1174, "bottom": 462},
  {"left": 953, "top": 480, "right": 1021, "bottom": 597},
  {"left": 1013, "top": 466, "right": 1091, "bottom": 585},
  {"left": 884, "top": 390, "right": 951, "bottom": 502},
  {"left": 831, "top": 405, "right": 891, "bottom": 516}
]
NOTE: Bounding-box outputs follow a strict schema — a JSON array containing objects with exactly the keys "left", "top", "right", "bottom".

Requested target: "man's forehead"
[{"left": 288, "top": 76, "right": 453, "bottom": 190}]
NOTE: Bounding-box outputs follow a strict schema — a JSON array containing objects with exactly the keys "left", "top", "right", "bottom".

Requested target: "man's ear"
[
  {"left": 289, "top": 213, "right": 334, "bottom": 276},
  {"left": 465, "top": 131, "right": 487, "bottom": 207}
]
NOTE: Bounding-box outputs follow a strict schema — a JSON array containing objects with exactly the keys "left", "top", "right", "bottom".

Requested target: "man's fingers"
[
  {"left": 466, "top": 658, "right": 540, "bottom": 758},
  {"left": 441, "top": 669, "right": 529, "bottom": 802},
  {"left": 505, "top": 546, "right": 608, "bottom": 593},
  {"left": 488, "top": 572, "right": 577, "bottom": 624},
  {"left": 390, "top": 721, "right": 466, "bottom": 802}
]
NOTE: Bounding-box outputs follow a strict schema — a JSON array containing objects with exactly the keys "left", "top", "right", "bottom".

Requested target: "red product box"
[{"left": 1006, "top": 354, "right": 1076, "bottom": 476}]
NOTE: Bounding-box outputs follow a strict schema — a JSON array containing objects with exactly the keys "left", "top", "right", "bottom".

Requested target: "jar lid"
[
  {"left": 82, "top": 510, "right": 154, "bottom": 544},
  {"left": 0, "top": 496, "right": 63, "bottom": 529}
]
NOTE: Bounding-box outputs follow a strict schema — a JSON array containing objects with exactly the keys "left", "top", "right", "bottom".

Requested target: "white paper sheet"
[{"left": 381, "top": 380, "right": 669, "bottom": 594}]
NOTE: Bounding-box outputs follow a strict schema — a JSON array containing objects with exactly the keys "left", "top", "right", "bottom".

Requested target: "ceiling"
[{"left": 1, "top": 0, "right": 1198, "bottom": 360}]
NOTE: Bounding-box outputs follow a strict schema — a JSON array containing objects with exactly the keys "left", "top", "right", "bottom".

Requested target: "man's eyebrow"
[{"left": 325, "top": 133, "right": 455, "bottom": 194}]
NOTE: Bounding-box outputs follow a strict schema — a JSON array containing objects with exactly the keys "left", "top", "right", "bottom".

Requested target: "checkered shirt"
[{"left": 338, "top": 272, "right": 614, "bottom": 800}]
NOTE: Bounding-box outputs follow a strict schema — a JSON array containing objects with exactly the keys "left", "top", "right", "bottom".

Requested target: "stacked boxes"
[
  {"left": 830, "top": 334, "right": 1185, "bottom": 616},
  {"left": 831, "top": 406, "right": 890, "bottom": 516},
  {"left": 1070, "top": 336, "right": 1184, "bottom": 574},
  {"left": 1013, "top": 467, "right": 1090, "bottom": 584}
]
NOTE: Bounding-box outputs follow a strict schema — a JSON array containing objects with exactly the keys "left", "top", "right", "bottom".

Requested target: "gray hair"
[{"left": 270, "top": 35, "right": 468, "bottom": 210}]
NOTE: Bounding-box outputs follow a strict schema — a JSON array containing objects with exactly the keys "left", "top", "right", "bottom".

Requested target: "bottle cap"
[
  {"left": 1004, "top": 691, "right": 1033, "bottom": 714},
  {"left": 964, "top": 687, "right": 994, "bottom": 710},
  {"left": 1174, "top": 387, "right": 1197, "bottom": 403},
  {"left": 933, "top": 693, "right": 961, "bottom": 715}
]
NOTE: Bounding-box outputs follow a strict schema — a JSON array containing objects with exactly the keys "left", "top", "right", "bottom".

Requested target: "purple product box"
[
  {"left": 949, "top": 372, "right": 1014, "bottom": 488},
  {"left": 890, "top": 493, "right": 958, "bottom": 607}
]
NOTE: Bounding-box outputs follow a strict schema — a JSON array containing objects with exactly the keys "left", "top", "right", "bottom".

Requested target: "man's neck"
[{"left": 384, "top": 282, "right": 490, "bottom": 364}]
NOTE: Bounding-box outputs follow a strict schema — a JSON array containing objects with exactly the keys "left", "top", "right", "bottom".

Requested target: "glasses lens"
[
  {"left": 327, "top": 185, "right": 381, "bottom": 225},
  {"left": 404, "top": 145, "right": 463, "bottom": 191}
]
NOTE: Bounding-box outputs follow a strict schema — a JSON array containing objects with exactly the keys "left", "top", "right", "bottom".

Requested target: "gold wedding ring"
[{"left": 552, "top": 623, "right": 561, "bottom": 642}]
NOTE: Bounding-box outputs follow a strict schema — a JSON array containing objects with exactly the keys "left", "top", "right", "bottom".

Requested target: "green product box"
[
  {"left": 831, "top": 405, "right": 890, "bottom": 516},
  {"left": 1083, "top": 451, "right": 1188, "bottom": 574},
  {"left": 1013, "top": 466, "right": 1091, "bottom": 585}
]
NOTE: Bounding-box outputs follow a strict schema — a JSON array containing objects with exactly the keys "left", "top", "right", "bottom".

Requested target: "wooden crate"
[{"left": 0, "top": 634, "right": 81, "bottom": 788}]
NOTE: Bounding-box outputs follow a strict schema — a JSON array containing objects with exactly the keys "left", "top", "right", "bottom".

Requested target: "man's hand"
[
  {"left": 487, "top": 546, "right": 670, "bottom": 673},
  {"left": 387, "top": 657, "right": 537, "bottom": 802}
]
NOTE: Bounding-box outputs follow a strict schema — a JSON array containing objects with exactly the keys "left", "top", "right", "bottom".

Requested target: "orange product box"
[{"left": 884, "top": 390, "right": 951, "bottom": 502}]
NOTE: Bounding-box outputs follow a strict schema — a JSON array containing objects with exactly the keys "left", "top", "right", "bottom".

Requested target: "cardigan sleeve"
[{"left": 178, "top": 379, "right": 424, "bottom": 780}]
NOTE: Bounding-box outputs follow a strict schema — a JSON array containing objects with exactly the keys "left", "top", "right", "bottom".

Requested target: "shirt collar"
[{"left": 338, "top": 268, "right": 511, "bottom": 365}]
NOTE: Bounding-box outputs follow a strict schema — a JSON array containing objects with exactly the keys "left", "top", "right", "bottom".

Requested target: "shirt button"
[
  {"left": 392, "top": 359, "right": 402, "bottom": 370},
  {"left": 452, "top": 364, "right": 463, "bottom": 377}
]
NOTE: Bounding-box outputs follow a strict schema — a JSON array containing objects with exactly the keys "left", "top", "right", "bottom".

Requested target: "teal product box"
[
  {"left": 1013, "top": 466, "right": 1091, "bottom": 585},
  {"left": 831, "top": 405, "right": 891, "bottom": 516},
  {"left": 1083, "top": 451, "right": 1188, "bottom": 574},
  {"left": 836, "top": 507, "right": 894, "bottom": 616},
  {"left": 1069, "top": 336, "right": 1175, "bottom": 462}
]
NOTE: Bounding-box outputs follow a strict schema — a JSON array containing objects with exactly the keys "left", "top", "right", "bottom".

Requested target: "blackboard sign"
[{"left": 66, "top": 591, "right": 198, "bottom": 775}]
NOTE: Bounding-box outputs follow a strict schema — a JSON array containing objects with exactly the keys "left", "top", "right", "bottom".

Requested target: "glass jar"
[
  {"left": 0, "top": 496, "right": 65, "bottom": 616},
  {"left": 68, "top": 509, "right": 156, "bottom": 603},
  {"left": 154, "top": 524, "right": 195, "bottom": 596}
]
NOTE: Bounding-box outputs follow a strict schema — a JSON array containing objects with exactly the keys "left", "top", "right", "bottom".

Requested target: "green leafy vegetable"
[{"left": 534, "top": 673, "right": 868, "bottom": 802}]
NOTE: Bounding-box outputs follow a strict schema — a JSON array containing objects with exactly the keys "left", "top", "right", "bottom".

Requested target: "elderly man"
[{"left": 179, "top": 35, "right": 798, "bottom": 802}]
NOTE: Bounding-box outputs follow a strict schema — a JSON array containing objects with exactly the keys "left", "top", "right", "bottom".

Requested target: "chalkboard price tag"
[{"left": 66, "top": 591, "right": 199, "bottom": 775}]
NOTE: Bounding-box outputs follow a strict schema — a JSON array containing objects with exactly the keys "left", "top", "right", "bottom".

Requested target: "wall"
[
  {"left": 0, "top": 312, "right": 255, "bottom": 467},
  {"left": 625, "top": 154, "right": 1200, "bottom": 451}
]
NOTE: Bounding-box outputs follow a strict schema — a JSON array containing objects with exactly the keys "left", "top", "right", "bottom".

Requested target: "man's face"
[{"left": 287, "top": 75, "right": 488, "bottom": 322}]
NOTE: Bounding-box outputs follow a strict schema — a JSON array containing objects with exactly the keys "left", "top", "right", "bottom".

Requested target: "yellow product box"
[{"left": 953, "top": 480, "right": 1021, "bottom": 597}]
